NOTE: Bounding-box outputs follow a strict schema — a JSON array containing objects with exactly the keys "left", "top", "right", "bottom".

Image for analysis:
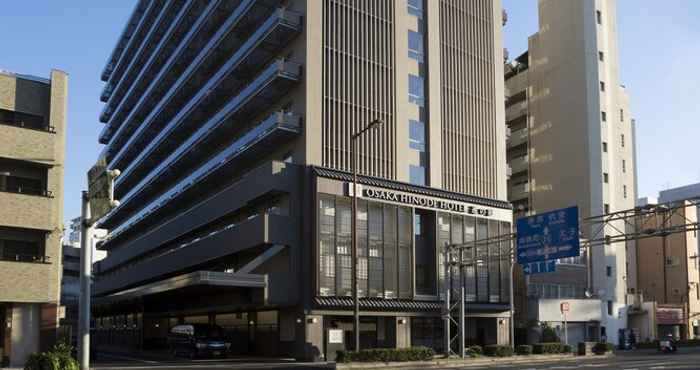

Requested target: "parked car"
[{"left": 167, "top": 324, "right": 231, "bottom": 358}]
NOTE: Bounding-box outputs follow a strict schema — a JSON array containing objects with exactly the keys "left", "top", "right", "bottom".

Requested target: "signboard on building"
[
  {"left": 516, "top": 206, "right": 580, "bottom": 264},
  {"left": 523, "top": 260, "right": 556, "bottom": 275},
  {"left": 560, "top": 302, "right": 570, "bottom": 313},
  {"left": 87, "top": 157, "right": 120, "bottom": 221},
  {"left": 328, "top": 329, "right": 344, "bottom": 344},
  {"left": 348, "top": 183, "right": 510, "bottom": 220},
  {"left": 657, "top": 307, "right": 684, "bottom": 325}
]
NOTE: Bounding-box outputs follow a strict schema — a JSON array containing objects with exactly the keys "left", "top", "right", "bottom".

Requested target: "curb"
[{"left": 334, "top": 353, "right": 614, "bottom": 369}]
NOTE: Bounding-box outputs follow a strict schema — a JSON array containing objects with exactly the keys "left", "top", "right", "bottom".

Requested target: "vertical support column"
[
  {"left": 459, "top": 287, "right": 465, "bottom": 358},
  {"left": 303, "top": 315, "right": 324, "bottom": 362},
  {"left": 443, "top": 248, "right": 450, "bottom": 356},
  {"left": 79, "top": 191, "right": 92, "bottom": 370}
]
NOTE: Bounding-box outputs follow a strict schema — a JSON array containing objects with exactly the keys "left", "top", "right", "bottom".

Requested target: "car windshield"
[{"left": 195, "top": 325, "right": 224, "bottom": 339}]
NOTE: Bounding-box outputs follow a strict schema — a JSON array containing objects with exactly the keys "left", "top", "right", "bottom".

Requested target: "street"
[{"left": 87, "top": 349, "right": 700, "bottom": 370}]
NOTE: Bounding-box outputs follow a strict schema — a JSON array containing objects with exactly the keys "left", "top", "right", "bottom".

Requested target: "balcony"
[
  {"left": 0, "top": 191, "right": 54, "bottom": 231},
  {"left": 99, "top": 160, "right": 298, "bottom": 255},
  {"left": 101, "top": 0, "right": 149, "bottom": 81},
  {"left": 100, "top": 0, "right": 164, "bottom": 100},
  {"left": 109, "top": 11, "right": 302, "bottom": 182},
  {"left": 508, "top": 127, "right": 528, "bottom": 148},
  {"left": 100, "top": 0, "right": 286, "bottom": 143},
  {"left": 99, "top": 1, "right": 222, "bottom": 126},
  {"left": 94, "top": 213, "right": 294, "bottom": 296},
  {"left": 99, "top": 111, "right": 302, "bottom": 230},
  {"left": 0, "top": 123, "right": 56, "bottom": 163},
  {"left": 99, "top": 0, "right": 172, "bottom": 103},
  {"left": 509, "top": 182, "right": 530, "bottom": 202},
  {"left": 509, "top": 155, "right": 529, "bottom": 175},
  {"left": 506, "top": 100, "right": 527, "bottom": 123}
]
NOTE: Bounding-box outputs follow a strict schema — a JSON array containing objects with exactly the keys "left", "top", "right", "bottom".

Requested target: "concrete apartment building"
[
  {"left": 504, "top": 0, "right": 636, "bottom": 345},
  {"left": 0, "top": 69, "right": 67, "bottom": 366},
  {"left": 628, "top": 198, "right": 699, "bottom": 341},
  {"left": 90, "top": 0, "right": 511, "bottom": 360}
]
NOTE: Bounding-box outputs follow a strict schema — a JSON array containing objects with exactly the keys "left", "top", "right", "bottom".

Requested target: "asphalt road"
[{"left": 89, "top": 348, "right": 700, "bottom": 370}]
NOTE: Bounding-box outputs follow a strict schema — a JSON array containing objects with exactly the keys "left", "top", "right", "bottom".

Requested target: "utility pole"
[
  {"left": 80, "top": 165, "right": 120, "bottom": 370},
  {"left": 350, "top": 119, "right": 382, "bottom": 352}
]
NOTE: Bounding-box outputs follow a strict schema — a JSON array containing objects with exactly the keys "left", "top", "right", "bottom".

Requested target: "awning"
[
  {"left": 93, "top": 271, "right": 266, "bottom": 305},
  {"left": 313, "top": 296, "right": 511, "bottom": 313}
]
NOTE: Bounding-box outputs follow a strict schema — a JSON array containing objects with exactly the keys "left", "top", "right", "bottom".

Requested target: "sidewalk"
[{"left": 334, "top": 353, "right": 614, "bottom": 370}]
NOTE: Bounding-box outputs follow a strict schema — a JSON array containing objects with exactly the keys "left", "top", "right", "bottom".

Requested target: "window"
[
  {"left": 607, "top": 301, "right": 613, "bottom": 316},
  {"left": 604, "top": 204, "right": 610, "bottom": 214},
  {"left": 407, "top": 0, "right": 423, "bottom": 17},
  {"left": 597, "top": 10, "right": 602, "bottom": 25},
  {"left": 408, "top": 30, "right": 424, "bottom": 62},
  {"left": 601, "top": 111, "right": 607, "bottom": 122},
  {"left": 620, "top": 109, "right": 624, "bottom": 122},
  {"left": 599, "top": 51, "right": 604, "bottom": 62},
  {"left": 622, "top": 160, "right": 626, "bottom": 173},
  {"left": 623, "top": 185, "right": 627, "bottom": 198},
  {"left": 603, "top": 173, "right": 609, "bottom": 183},
  {"left": 409, "top": 165, "right": 426, "bottom": 186},
  {"left": 602, "top": 142, "right": 608, "bottom": 152},
  {"left": 606, "top": 266, "right": 612, "bottom": 277},
  {"left": 409, "top": 120, "right": 426, "bottom": 151},
  {"left": 600, "top": 81, "right": 605, "bottom": 92},
  {"left": 409, "top": 74, "right": 425, "bottom": 106},
  {"left": 621, "top": 134, "right": 625, "bottom": 147}
]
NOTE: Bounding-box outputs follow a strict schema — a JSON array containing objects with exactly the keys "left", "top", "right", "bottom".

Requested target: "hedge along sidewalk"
[{"left": 334, "top": 353, "right": 614, "bottom": 370}]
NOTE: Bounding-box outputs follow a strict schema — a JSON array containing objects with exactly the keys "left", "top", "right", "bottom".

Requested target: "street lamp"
[{"left": 351, "top": 119, "right": 383, "bottom": 351}]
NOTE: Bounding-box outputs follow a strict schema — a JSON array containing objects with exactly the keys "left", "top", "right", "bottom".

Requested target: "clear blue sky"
[{"left": 0, "top": 1, "right": 698, "bottom": 227}]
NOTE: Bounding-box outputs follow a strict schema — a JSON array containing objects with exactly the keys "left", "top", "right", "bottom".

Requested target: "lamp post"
[{"left": 351, "top": 119, "right": 383, "bottom": 351}]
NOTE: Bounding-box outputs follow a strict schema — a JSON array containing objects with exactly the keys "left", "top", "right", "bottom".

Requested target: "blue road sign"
[
  {"left": 523, "top": 260, "right": 556, "bottom": 275},
  {"left": 516, "top": 206, "right": 580, "bottom": 264}
]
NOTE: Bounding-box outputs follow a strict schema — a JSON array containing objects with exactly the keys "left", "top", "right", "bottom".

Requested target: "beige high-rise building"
[
  {"left": 0, "top": 69, "right": 67, "bottom": 366},
  {"left": 90, "top": 0, "right": 511, "bottom": 359},
  {"left": 504, "top": 0, "right": 636, "bottom": 345}
]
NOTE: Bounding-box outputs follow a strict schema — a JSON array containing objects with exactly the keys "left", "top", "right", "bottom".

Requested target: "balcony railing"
[
  {"left": 509, "top": 155, "right": 529, "bottom": 175},
  {"left": 101, "top": 111, "right": 301, "bottom": 234},
  {"left": 0, "top": 120, "right": 55, "bottom": 133},
  {"left": 114, "top": 58, "right": 302, "bottom": 195},
  {"left": 1, "top": 254, "right": 51, "bottom": 264},
  {"left": 508, "top": 127, "right": 528, "bottom": 148},
  {"left": 0, "top": 185, "right": 53, "bottom": 198},
  {"left": 106, "top": 7, "right": 302, "bottom": 172}
]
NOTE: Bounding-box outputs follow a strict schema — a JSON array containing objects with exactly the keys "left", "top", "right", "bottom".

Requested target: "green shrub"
[
  {"left": 483, "top": 345, "right": 513, "bottom": 357},
  {"left": 540, "top": 324, "right": 560, "bottom": 343},
  {"left": 593, "top": 342, "right": 614, "bottom": 355},
  {"left": 336, "top": 347, "right": 435, "bottom": 363},
  {"left": 466, "top": 345, "right": 483, "bottom": 357},
  {"left": 533, "top": 342, "right": 563, "bottom": 354},
  {"left": 515, "top": 345, "right": 533, "bottom": 355},
  {"left": 23, "top": 341, "right": 78, "bottom": 370},
  {"left": 562, "top": 344, "right": 572, "bottom": 354}
]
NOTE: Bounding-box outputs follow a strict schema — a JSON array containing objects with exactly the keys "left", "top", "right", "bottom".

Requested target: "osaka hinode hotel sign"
[{"left": 348, "top": 183, "right": 503, "bottom": 218}]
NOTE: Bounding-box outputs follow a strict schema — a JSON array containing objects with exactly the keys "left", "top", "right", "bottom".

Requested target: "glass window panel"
[
  {"left": 489, "top": 221, "right": 501, "bottom": 303},
  {"left": 336, "top": 199, "right": 352, "bottom": 296},
  {"left": 409, "top": 120, "right": 426, "bottom": 151},
  {"left": 383, "top": 204, "right": 398, "bottom": 298},
  {"left": 369, "top": 203, "right": 384, "bottom": 297},
  {"left": 409, "top": 165, "right": 426, "bottom": 186},
  {"left": 408, "top": 30, "right": 424, "bottom": 62},
  {"left": 476, "top": 219, "right": 489, "bottom": 302},
  {"left": 500, "top": 222, "right": 512, "bottom": 303},
  {"left": 358, "top": 200, "right": 368, "bottom": 297},
  {"left": 398, "top": 207, "right": 413, "bottom": 298},
  {"left": 319, "top": 196, "right": 336, "bottom": 296},
  {"left": 463, "top": 216, "right": 477, "bottom": 301},
  {"left": 407, "top": 0, "right": 423, "bottom": 17},
  {"left": 415, "top": 211, "right": 435, "bottom": 295},
  {"left": 409, "top": 74, "right": 425, "bottom": 106},
  {"left": 437, "top": 213, "right": 451, "bottom": 297}
]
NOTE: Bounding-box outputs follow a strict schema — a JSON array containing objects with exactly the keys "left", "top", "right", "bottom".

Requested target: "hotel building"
[{"left": 91, "top": 0, "right": 512, "bottom": 360}]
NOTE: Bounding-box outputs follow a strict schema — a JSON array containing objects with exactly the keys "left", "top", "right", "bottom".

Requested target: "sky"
[{"left": 0, "top": 1, "right": 698, "bottom": 227}]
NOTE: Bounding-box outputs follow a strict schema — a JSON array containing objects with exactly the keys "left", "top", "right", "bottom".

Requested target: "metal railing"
[
  {"left": 0, "top": 185, "right": 54, "bottom": 198},
  {"left": 0, "top": 120, "right": 56, "bottom": 133},
  {"left": 0, "top": 253, "right": 51, "bottom": 263}
]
